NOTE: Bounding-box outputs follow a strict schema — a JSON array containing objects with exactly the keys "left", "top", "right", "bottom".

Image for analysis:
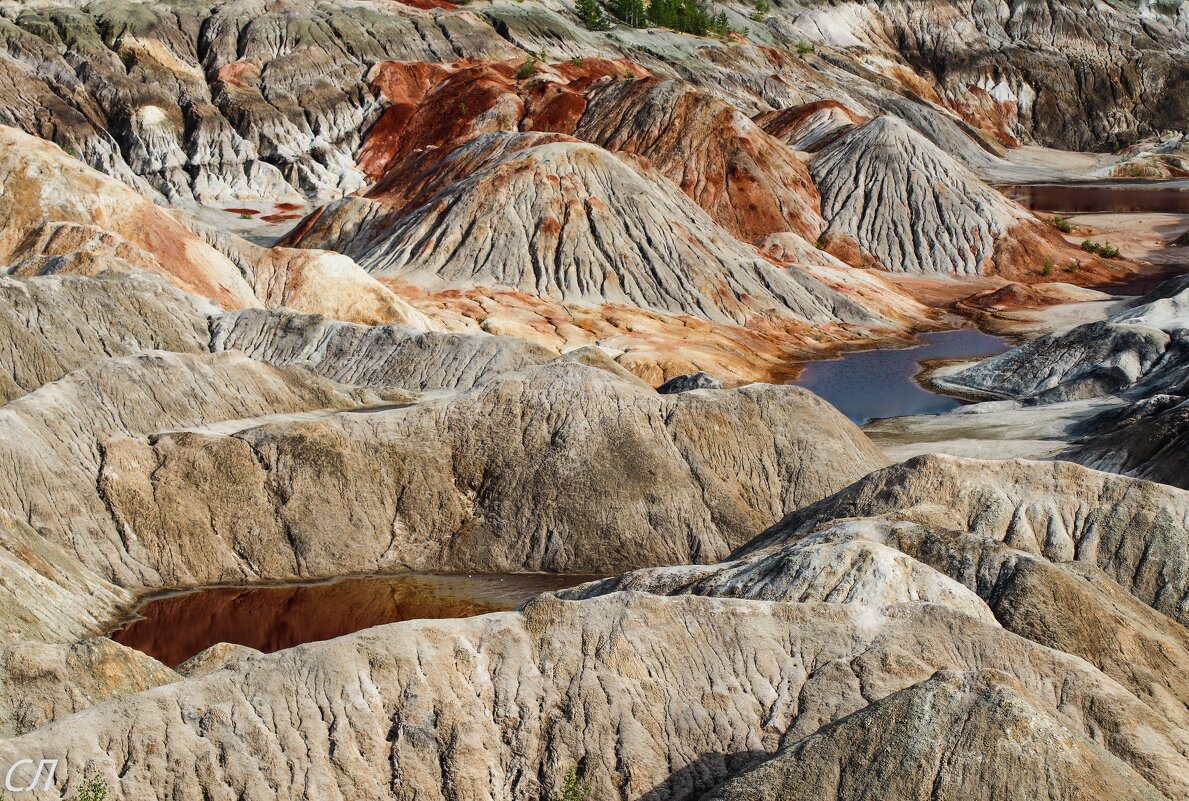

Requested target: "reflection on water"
[
  {"left": 791, "top": 329, "right": 1010, "bottom": 425},
  {"left": 1002, "top": 183, "right": 1189, "bottom": 214},
  {"left": 110, "top": 573, "right": 600, "bottom": 666}
]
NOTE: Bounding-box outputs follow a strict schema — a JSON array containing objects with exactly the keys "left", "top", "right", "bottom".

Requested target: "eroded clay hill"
[
  {"left": 289, "top": 131, "right": 877, "bottom": 328},
  {"left": 573, "top": 78, "right": 825, "bottom": 242},
  {"left": 810, "top": 117, "right": 1108, "bottom": 279},
  {"left": 3, "top": 457, "right": 1188, "bottom": 801},
  {"left": 0, "top": 126, "right": 434, "bottom": 327},
  {"left": 0, "top": 0, "right": 1184, "bottom": 798}
]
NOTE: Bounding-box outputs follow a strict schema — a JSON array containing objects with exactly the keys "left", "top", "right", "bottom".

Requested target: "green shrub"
[
  {"left": 550, "top": 768, "right": 588, "bottom": 801},
  {"left": 796, "top": 39, "right": 814, "bottom": 56},
  {"left": 516, "top": 57, "right": 538, "bottom": 79},
  {"left": 577, "top": 0, "right": 612, "bottom": 29},
  {"left": 750, "top": 0, "right": 769, "bottom": 19},
  {"left": 1041, "top": 257, "right": 1053, "bottom": 277},
  {"left": 76, "top": 774, "right": 108, "bottom": 801},
  {"left": 1081, "top": 240, "right": 1120, "bottom": 259},
  {"left": 1049, "top": 214, "right": 1072, "bottom": 233}
]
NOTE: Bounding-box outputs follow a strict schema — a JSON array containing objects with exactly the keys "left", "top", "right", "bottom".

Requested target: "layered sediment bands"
[
  {"left": 3, "top": 592, "right": 1186, "bottom": 801},
  {"left": 747, "top": 454, "right": 1189, "bottom": 625},
  {"left": 355, "top": 59, "right": 647, "bottom": 180},
  {"left": 210, "top": 308, "right": 555, "bottom": 392},
  {"left": 0, "top": 126, "right": 256, "bottom": 308},
  {"left": 946, "top": 277, "right": 1189, "bottom": 402},
  {"left": 0, "top": 351, "right": 368, "bottom": 587},
  {"left": 182, "top": 211, "right": 443, "bottom": 328},
  {"left": 755, "top": 99, "right": 864, "bottom": 152},
  {"left": 809, "top": 117, "right": 1094, "bottom": 278},
  {"left": 0, "top": 274, "right": 209, "bottom": 403},
  {"left": 0, "top": 0, "right": 1180, "bottom": 210},
  {"left": 370, "top": 282, "right": 891, "bottom": 386},
  {"left": 0, "top": 127, "right": 436, "bottom": 326},
  {"left": 96, "top": 362, "right": 889, "bottom": 583},
  {"left": 0, "top": 638, "right": 177, "bottom": 737},
  {"left": 289, "top": 132, "right": 882, "bottom": 329},
  {"left": 840, "top": 0, "right": 1189, "bottom": 151},
  {"left": 699, "top": 669, "right": 1170, "bottom": 801},
  {"left": 574, "top": 78, "right": 825, "bottom": 241},
  {"left": 0, "top": 0, "right": 520, "bottom": 201}
]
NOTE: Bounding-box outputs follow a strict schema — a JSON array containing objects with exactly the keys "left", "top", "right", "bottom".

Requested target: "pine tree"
[
  {"left": 576, "top": 0, "right": 611, "bottom": 30},
  {"left": 613, "top": 0, "right": 648, "bottom": 28},
  {"left": 649, "top": 0, "right": 680, "bottom": 27}
]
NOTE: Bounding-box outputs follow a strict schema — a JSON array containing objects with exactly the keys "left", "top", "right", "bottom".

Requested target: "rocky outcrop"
[
  {"left": 0, "top": 350, "right": 369, "bottom": 588},
  {"left": 0, "top": 0, "right": 1181, "bottom": 213},
  {"left": 0, "top": 126, "right": 438, "bottom": 326},
  {"left": 569, "top": 508, "right": 1189, "bottom": 729},
  {"left": 1066, "top": 394, "right": 1189, "bottom": 489},
  {"left": 0, "top": 4, "right": 1184, "bottom": 800},
  {"left": 560, "top": 520, "right": 996, "bottom": 623},
  {"left": 3, "top": 442, "right": 1188, "bottom": 799},
  {"left": 939, "top": 277, "right": 1188, "bottom": 486},
  {"left": 945, "top": 276, "right": 1189, "bottom": 402},
  {"left": 356, "top": 58, "right": 650, "bottom": 181},
  {"left": 0, "top": 0, "right": 520, "bottom": 202},
  {"left": 656, "top": 372, "right": 723, "bottom": 394},
  {"left": 809, "top": 117, "right": 1098, "bottom": 279}
]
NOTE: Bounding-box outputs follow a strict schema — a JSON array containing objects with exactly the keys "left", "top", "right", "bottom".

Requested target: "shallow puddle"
[
  {"left": 791, "top": 329, "right": 1011, "bottom": 425},
  {"left": 110, "top": 573, "right": 601, "bottom": 667}
]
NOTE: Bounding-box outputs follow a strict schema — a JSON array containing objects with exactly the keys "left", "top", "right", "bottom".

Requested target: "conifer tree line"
[{"left": 578, "top": 0, "right": 733, "bottom": 36}]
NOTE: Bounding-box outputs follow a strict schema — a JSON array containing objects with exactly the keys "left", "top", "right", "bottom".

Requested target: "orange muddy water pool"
[{"left": 111, "top": 573, "right": 601, "bottom": 666}]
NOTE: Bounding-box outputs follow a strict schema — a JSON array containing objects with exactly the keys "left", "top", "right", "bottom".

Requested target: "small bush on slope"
[{"left": 550, "top": 768, "right": 589, "bottom": 801}]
